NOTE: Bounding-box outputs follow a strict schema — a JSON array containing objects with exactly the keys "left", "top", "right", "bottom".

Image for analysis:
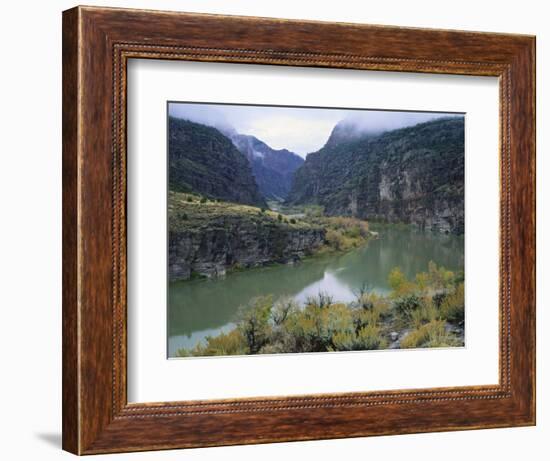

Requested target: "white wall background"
[{"left": 0, "top": 1, "right": 545, "bottom": 459}]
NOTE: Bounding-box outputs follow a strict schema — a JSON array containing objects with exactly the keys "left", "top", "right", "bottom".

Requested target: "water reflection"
[{"left": 168, "top": 226, "right": 464, "bottom": 355}]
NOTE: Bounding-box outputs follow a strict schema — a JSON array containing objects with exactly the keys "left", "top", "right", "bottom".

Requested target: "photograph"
[{"left": 167, "top": 102, "right": 465, "bottom": 358}]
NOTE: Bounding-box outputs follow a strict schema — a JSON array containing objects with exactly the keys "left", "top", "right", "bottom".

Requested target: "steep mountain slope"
[
  {"left": 323, "top": 119, "right": 377, "bottom": 149},
  {"left": 168, "top": 117, "right": 265, "bottom": 207},
  {"left": 230, "top": 134, "right": 304, "bottom": 200},
  {"left": 287, "top": 117, "right": 464, "bottom": 233}
]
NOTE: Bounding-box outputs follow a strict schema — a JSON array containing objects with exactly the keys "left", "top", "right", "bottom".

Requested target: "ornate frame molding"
[{"left": 63, "top": 6, "right": 535, "bottom": 454}]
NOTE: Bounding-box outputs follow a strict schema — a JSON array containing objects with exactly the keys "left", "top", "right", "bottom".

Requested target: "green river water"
[{"left": 168, "top": 226, "right": 464, "bottom": 356}]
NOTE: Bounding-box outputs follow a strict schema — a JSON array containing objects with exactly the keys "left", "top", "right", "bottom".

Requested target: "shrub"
[
  {"left": 284, "top": 306, "right": 324, "bottom": 352},
  {"left": 325, "top": 228, "right": 344, "bottom": 251},
  {"left": 415, "top": 272, "right": 429, "bottom": 292},
  {"left": 186, "top": 196, "right": 193, "bottom": 202},
  {"left": 306, "top": 292, "right": 333, "bottom": 309},
  {"left": 356, "top": 290, "right": 381, "bottom": 311},
  {"left": 331, "top": 331, "right": 356, "bottom": 351},
  {"left": 181, "top": 212, "right": 188, "bottom": 220},
  {"left": 393, "top": 293, "right": 423, "bottom": 321},
  {"left": 388, "top": 267, "right": 414, "bottom": 295},
  {"left": 290, "top": 218, "right": 296, "bottom": 224},
  {"left": 200, "top": 197, "right": 207, "bottom": 204},
  {"left": 352, "top": 308, "right": 373, "bottom": 330},
  {"left": 331, "top": 323, "right": 386, "bottom": 351},
  {"left": 427, "top": 261, "right": 455, "bottom": 290},
  {"left": 401, "top": 320, "right": 461, "bottom": 349},
  {"left": 238, "top": 296, "right": 273, "bottom": 354},
  {"left": 176, "top": 329, "right": 247, "bottom": 357},
  {"left": 409, "top": 301, "right": 440, "bottom": 329},
  {"left": 286, "top": 302, "right": 355, "bottom": 353},
  {"left": 440, "top": 282, "right": 465, "bottom": 324},
  {"left": 355, "top": 324, "right": 387, "bottom": 350},
  {"left": 432, "top": 291, "right": 446, "bottom": 309},
  {"left": 325, "top": 303, "right": 355, "bottom": 338},
  {"left": 270, "top": 297, "right": 298, "bottom": 326},
  {"left": 345, "top": 225, "right": 361, "bottom": 239}
]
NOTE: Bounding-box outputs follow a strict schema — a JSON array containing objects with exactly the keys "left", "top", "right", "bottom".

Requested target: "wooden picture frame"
[{"left": 62, "top": 5, "right": 536, "bottom": 455}]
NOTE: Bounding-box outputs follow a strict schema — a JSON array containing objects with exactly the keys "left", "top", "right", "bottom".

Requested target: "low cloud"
[
  {"left": 168, "top": 102, "right": 462, "bottom": 157},
  {"left": 337, "top": 111, "right": 457, "bottom": 135}
]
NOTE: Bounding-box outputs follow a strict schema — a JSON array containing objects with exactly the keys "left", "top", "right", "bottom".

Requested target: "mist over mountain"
[
  {"left": 168, "top": 110, "right": 304, "bottom": 201},
  {"left": 168, "top": 106, "right": 465, "bottom": 233},
  {"left": 168, "top": 103, "right": 236, "bottom": 136},
  {"left": 323, "top": 112, "right": 456, "bottom": 149},
  {"left": 168, "top": 103, "right": 456, "bottom": 157}
]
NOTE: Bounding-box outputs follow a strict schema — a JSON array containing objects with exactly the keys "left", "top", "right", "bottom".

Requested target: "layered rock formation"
[
  {"left": 287, "top": 117, "right": 464, "bottom": 233},
  {"left": 168, "top": 193, "right": 325, "bottom": 281}
]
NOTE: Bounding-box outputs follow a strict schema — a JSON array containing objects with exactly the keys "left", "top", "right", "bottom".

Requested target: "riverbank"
[
  {"left": 168, "top": 191, "right": 373, "bottom": 281},
  {"left": 176, "top": 262, "right": 464, "bottom": 356}
]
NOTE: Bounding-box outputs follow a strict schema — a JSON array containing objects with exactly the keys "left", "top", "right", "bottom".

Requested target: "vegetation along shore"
[{"left": 176, "top": 262, "right": 465, "bottom": 356}]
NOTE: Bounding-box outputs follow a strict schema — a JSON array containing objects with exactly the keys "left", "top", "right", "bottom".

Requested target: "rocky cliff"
[
  {"left": 287, "top": 117, "right": 464, "bottom": 233},
  {"left": 168, "top": 117, "right": 266, "bottom": 207},
  {"left": 168, "top": 192, "right": 325, "bottom": 281}
]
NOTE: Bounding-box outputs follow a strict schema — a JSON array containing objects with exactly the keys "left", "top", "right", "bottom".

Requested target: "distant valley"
[
  {"left": 169, "top": 115, "right": 464, "bottom": 235},
  {"left": 230, "top": 133, "right": 303, "bottom": 201}
]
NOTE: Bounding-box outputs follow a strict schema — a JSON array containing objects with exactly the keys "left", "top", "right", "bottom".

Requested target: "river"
[{"left": 168, "top": 226, "right": 464, "bottom": 356}]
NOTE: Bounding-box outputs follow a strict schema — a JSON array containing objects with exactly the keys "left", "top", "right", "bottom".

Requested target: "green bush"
[
  {"left": 238, "top": 296, "right": 273, "bottom": 354},
  {"left": 401, "top": 320, "right": 461, "bottom": 349},
  {"left": 440, "top": 282, "right": 465, "bottom": 324},
  {"left": 355, "top": 324, "right": 387, "bottom": 350},
  {"left": 409, "top": 301, "right": 439, "bottom": 329},
  {"left": 427, "top": 260, "right": 455, "bottom": 290},
  {"left": 176, "top": 329, "right": 247, "bottom": 357},
  {"left": 331, "top": 324, "right": 386, "bottom": 351},
  {"left": 393, "top": 293, "right": 423, "bottom": 320},
  {"left": 325, "top": 229, "right": 344, "bottom": 251},
  {"left": 344, "top": 225, "right": 361, "bottom": 239},
  {"left": 388, "top": 267, "right": 414, "bottom": 295},
  {"left": 270, "top": 297, "right": 298, "bottom": 326},
  {"left": 176, "top": 262, "right": 465, "bottom": 357}
]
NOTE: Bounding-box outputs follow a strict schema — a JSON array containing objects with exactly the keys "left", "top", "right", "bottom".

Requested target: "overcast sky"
[{"left": 168, "top": 102, "right": 462, "bottom": 157}]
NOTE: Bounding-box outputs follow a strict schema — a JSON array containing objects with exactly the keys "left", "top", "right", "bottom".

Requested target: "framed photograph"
[{"left": 62, "top": 6, "right": 535, "bottom": 455}]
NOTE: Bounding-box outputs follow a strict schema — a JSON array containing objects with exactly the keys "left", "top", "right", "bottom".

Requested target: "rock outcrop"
[
  {"left": 168, "top": 193, "right": 325, "bottom": 281},
  {"left": 287, "top": 117, "right": 464, "bottom": 234}
]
